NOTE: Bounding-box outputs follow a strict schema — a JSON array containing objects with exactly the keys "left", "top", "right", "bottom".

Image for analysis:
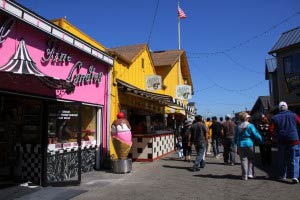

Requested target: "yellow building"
[
  {"left": 108, "top": 45, "right": 195, "bottom": 161},
  {"left": 51, "top": 18, "right": 106, "bottom": 52},
  {"left": 151, "top": 50, "right": 194, "bottom": 121}
]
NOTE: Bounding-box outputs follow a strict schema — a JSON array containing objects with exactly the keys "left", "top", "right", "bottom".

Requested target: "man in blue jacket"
[{"left": 269, "top": 101, "right": 300, "bottom": 184}]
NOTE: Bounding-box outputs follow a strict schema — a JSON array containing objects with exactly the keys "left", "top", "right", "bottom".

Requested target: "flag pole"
[{"left": 177, "top": 0, "right": 181, "bottom": 85}]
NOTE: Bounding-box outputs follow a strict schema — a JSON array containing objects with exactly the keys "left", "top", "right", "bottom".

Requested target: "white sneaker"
[
  {"left": 242, "top": 176, "right": 248, "bottom": 181},
  {"left": 248, "top": 175, "right": 255, "bottom": 179},
  {"left": 292, "top": 178, "right": 299, "bottom": 184}
]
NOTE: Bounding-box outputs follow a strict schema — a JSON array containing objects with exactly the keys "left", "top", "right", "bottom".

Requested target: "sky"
[{"left": 16, "top": 0, "right": 300, "bottom": 118}]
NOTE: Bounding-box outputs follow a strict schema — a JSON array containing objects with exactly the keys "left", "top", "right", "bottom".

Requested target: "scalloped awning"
[{"left": 0, "top": 39, "right": 75, "bottom": 94}]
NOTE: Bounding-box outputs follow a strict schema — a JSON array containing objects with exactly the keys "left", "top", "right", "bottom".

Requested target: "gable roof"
[
  {"left": 151, "top": 50, "right": 193, "bottom": 92},
  {"left": 151, "top": 50, "right": 184, "bottom": 67},
  {"left": 251, "top": 96, "right": 270, "bottom": 114},
  {"left": 107, "top": 44, "right": 147, "bottom": 64},
  {"left": 269, "top": 27, "right": 300, "bottom": 54}
]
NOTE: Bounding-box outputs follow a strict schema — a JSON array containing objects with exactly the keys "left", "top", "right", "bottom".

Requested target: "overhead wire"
[
  {"left": 186, "top": 11, "right": 300, "bottom": 57},
  {"left": 147, "top": 0, "right": 160, "bottom": 45}
]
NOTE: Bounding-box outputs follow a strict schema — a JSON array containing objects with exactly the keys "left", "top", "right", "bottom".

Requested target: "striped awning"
[
  {"left": 0, "top": 39, "right": 75, "bottom": 94},
  {"left": 117, "top": 79, "right": 196, "bottom": 115}
]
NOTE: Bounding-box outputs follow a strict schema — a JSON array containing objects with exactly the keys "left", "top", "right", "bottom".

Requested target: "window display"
[
  {"left": 81, "top": 105, "right": 97, "bottom": 145},
  {"left": 47, "top": 103, "right": 97, "bottom": 151}
]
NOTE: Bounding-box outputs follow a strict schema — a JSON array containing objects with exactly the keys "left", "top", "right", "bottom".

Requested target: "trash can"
[{"left": 112, "top": 158, "right": 132, "bottom": 174}]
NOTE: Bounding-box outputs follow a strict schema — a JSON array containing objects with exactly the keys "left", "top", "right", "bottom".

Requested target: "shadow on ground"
[
  {"left": 162, "top": 165, "right": 193, "bottom": 172},
  {"left": 193, "top": 173, "right": 269, "bottom": 180}
]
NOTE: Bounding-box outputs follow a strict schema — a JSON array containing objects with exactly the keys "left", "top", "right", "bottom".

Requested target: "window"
[
  {"left": 283, "top": 53, "right": 300, "bottom": 74},
  {"left": 47, "top": 103, "right": 98, "bottom": 151},
  {"left": 47, "top": 104, "right": 80, "bottom": 150},
  {"left": 81, "top": 105, "right": 97, "bottom": 144},
  {"left": 141, "top": 58, "right": 144, "bottom": 69}
]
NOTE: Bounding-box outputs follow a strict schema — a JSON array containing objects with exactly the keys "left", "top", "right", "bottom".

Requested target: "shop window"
[
  {"left": 81, "top": 105, "right": 97, "bottom": 146},
  {"left": 47, "top": 103, "right": 98, "bottom": 151},
  {"left": 47, "top": 104, "right": 79, "bottom": 151},
  {"left": 283, "top": 53, "right": 300, "bottom": 74}
]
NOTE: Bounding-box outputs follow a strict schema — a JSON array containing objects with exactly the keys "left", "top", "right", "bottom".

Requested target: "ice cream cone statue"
[{"left": 111, "top": 112, "right": 132, "bottom": 159}]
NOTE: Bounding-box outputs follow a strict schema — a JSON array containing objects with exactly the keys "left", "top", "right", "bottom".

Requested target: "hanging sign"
[
  {"left": 176, "top": 85, "right": 191, "bottom": 100},
  {"left": 146, "top": 75, "right": 161, "bottom": 91}
]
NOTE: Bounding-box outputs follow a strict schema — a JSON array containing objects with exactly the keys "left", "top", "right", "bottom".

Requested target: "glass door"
[{"left": 44, "top": 102, "right": 81, "bottom": 186}]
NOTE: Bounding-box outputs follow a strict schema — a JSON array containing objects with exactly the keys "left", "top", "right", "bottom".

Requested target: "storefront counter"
[{"left": 129, "top": 131, "right": 175, "bottom": 162}]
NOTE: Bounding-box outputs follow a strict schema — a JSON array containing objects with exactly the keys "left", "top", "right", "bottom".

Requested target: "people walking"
[
  {"left": 269, "top": 101, "right": 300, "bottom": 184},
  {"left": 210, "top": 116, "right": 223, "bottom": 158},
  {"left": 222, "top": 114, "right": 236, "bottom": 165},
  {"left": 176, "top": 136, "right": 183, "bottom": 159},
  {"left": 180, "top": 119, "right": 193, "bottom": 162},
  {"left": 191, "top": 115, "right": 207, "bottom": 171},
  {"left": 219, "top": 117, "right": 224, "bottom": 123},
  {"left": 205, "top": 117, "right": 212, "bottom": 156},
  {"left": 235, "top": 112, "right": 263, "bottom": 180},
  {"left": 256, "top": 114, "right": 272, "bottom": 166}
]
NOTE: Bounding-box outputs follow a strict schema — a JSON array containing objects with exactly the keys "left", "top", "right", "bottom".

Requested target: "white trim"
[
  {"left": 23, "top": 12, "right": 37, "bottom": 25},
  {"left": 83, "top": 45, "right": 91, "bottom": 54},
  {"left": 62, "top": 33, "right": 74, "bottom": 44},
  {"left": 5, "top": 2, "right": 22, "bottom": 17},
  {"left": 74, "top": 40, "right": 83, "bottom": 48},
  {"left": 38, "top": 20, "right": 51, "bottom": 32},
  {"left": 52, "top": 28, "right": 63, "bottom": 38},
  {"left": 95, "top": 107, "right": 102, "bottom": 170}
]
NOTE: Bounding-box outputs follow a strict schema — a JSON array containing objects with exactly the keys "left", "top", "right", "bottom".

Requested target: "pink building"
[{"left": 0, "top": 1, "right": 113, "bottom": 186}]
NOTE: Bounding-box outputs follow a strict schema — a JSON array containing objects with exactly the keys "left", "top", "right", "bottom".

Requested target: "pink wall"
[{"left": 0, "top": 16, "right": 109, "bottom": 105}]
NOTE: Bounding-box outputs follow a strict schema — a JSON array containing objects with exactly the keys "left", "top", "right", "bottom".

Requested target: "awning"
[
  {"left": 117, "top": 79, "right": 196, "bottom": 115},
  {"left": 0, "top": 39, "right": 75, "bottom": 94}
]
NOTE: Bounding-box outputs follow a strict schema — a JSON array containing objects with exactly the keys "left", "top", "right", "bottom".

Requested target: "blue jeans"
[
  {"left": 223, "top": 138, "right": 236, "bottom": 164},
  {"left": 193, "top": 143, "right": 206, "bottom": 169},
  {"left": 278, "top": 144, "right": 300, "bottom": 179},
  {"left": 212, "top": 138, "right": 220, "bottom": 156}
]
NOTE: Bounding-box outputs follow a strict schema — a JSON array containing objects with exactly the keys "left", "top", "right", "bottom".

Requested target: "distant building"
[
  {"left": 265, "top": 27, "right": 300, "bottom": 114},
  {"left": 250, "top": 96, "right": 270, "bottom": 123}
]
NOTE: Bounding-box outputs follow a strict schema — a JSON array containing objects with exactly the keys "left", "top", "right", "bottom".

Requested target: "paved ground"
[{"left": 1, "top": 147, "right": 300, "bottom": 200}]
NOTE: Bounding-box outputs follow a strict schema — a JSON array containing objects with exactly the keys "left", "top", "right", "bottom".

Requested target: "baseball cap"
[
  {"left": 225, "top": 114, "right": 231, "bottom": 119},
  {"left": 184, "top": 119, "right": 193, "bottom": 126},
  {"left": 279, "top": 101, "right": 288, "bottom": 110}
]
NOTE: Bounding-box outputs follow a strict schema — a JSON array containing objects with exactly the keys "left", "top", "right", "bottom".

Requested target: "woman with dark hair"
[
  {"left": 256, "top": 114, "right": 272, "bottom": 166},
  {"left": 180, "top": 119, "right": 193, "bottom": 162}
]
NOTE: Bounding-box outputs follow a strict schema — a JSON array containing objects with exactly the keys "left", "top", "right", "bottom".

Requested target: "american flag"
[{"left": 177, "top": 6, "right": 186, "bottom": 19}]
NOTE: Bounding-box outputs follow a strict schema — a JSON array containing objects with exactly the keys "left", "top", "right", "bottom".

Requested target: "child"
[{"left": 176, "top": 136, "right": 183, "bottom": 158}]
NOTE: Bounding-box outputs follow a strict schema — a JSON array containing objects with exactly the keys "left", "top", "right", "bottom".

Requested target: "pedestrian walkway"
[{"left": 1, "top": 147, "right": 300, "bottom": 200}]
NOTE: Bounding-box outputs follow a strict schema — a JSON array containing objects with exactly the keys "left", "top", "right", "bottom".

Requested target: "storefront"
[
  {"left": 117, "top": 80, "right": 188, "bottom": 161},
  {"left": 0, "top": 1, "right": 113, "bottom": 186}
]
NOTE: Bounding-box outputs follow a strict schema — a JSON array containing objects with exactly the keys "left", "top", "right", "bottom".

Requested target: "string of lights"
[
  {"left": 190, "top": 59, "right": 265, "bottom": 93},
  {"left": 186, "top": 11, "right": 300, "bottom": 57},
  {"left": 222, "top": 52, "right": 263, "bottom": 75}
]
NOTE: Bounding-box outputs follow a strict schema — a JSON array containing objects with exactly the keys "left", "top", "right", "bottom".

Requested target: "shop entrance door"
[{"left": 44, "top": 102, "right": 81, "bottom": 186}]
